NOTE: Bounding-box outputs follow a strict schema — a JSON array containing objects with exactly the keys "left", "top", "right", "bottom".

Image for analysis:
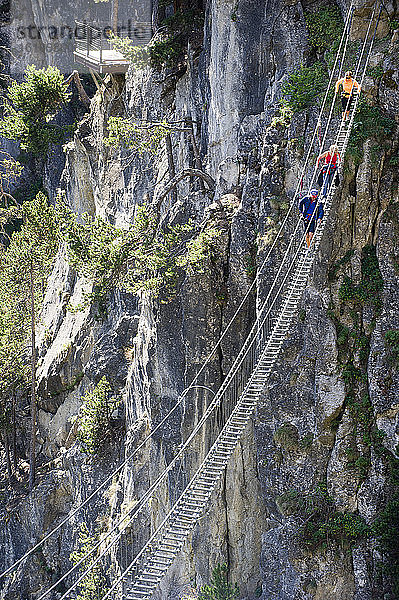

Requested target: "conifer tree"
[
  {"left": 0, "top": 193, "right": 59, "bottom": 488},
  {"left": 0, "top": 65, "right": 71, "bottom": 160},
  {"left": 70, "top": 523, "right": 108, "bottom": 600}
]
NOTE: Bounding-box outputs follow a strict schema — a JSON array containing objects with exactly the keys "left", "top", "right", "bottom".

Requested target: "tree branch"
[
  {"left": 186, "top": 116, "right": 205, "bottom": 192},
  {"left": 65, "top": 70, "right": 91, "bottom": 108},
  {"left": 153, "top": 168, "right": 215, "bottom": 209}
]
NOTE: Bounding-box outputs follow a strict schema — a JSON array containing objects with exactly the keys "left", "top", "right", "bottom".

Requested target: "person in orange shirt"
[{"left": 335, "top": 71, "right": 361, "bottom": 120}]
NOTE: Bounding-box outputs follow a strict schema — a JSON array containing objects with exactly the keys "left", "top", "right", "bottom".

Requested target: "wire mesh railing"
[
  {"left": 74, "top": 21, "right": 152, "bottom": 65},
  {"left": 75, "top": 22, "right": 108, "bottom": 63}
]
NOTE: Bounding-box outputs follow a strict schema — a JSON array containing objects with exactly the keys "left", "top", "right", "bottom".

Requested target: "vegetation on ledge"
[
  {"left": 57, "top": 200, "right": 222, "bottom": 313},
  {"left": 0, "top": 65, "right": 71, "bottom": 157},
  {"left": 197, "top": 564, "right": 239, "bottom": 600},
  {"left": 75, "top": 377, "right": 120, "bottom": 455},
  {"left": 277, "top": 483, "right": 370, "bottom": 551}
]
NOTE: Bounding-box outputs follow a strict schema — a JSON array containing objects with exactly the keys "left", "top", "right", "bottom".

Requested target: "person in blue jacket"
[{"left": 298, "top": 188, "right": 324, "bottom": 248}]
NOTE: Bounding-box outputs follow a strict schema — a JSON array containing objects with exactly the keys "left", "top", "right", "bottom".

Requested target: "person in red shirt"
[
  {"left": 317, "top": 144, "right": 341, "bottom": 197},
  {"left": 335, "top": 71, "right": 361, "bottom": 120}
]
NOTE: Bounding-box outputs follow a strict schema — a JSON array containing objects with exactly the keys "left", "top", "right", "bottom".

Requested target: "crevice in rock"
[{"left": 222, "top": 468, "right": 232, "bottom": 578}]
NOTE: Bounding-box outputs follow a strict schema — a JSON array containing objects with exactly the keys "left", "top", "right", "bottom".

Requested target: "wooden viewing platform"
[{"left": 73, "top": 22, "right": 151, "bottom": 74}]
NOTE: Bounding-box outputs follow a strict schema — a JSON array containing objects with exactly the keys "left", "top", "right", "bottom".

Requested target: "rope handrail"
[{"left": 0, "top": 3, "right": 356, "bottom": 589}]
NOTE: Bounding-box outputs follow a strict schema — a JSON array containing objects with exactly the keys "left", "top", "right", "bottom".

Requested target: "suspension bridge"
[{"left": 0, "top": 2, "right": 382, "bottom": 599}]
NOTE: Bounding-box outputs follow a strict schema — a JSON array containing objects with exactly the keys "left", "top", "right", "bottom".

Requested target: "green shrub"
[
  {"left": 112, "top": 7, "right": 204, "bottom": 69},
  {"left": 231, "top": 3, "right": 238, "bottom": 22},
  {"left": 271, "top": 103, "right": 293, "bottom": 128},
  {"left": 150, "top": 38, "right": 183, "bottom": 68},
  {"left": 366, "top": 64, "right": 384, "bottom": 80},
  {"left": 176, "top": 226, "right": 221, "bottom": 276},
  {"left": 198, "top": 564, "right": 239, "bottom": 600},
  {"left": 305, "top": 6, "right": 344, "bottom": 52},
  {"left": 328, "top": 249, "right": 354, "bottom": 281},
  {"left": 70, "top": 523, "right": 108, "bottom": 600},
  {"left": 273, "top": 423, "right": 299, "bottom": 451},
  {"left": 76, "top": 377, "right": 119, "bottom": 454},
  {"left": 298, "top": 308, "right": 306, "bottom": 323},
  {"left": 282, "top": 62, "right": 327, "bottom": 112},
  {"left": 389, "top": 18, "right": 399, "bottom": 32},
  {"left": 244, "top": 253, "right": 257, "bottom": 278},
  {"left": 276, "top": 489, "right": 305, "bottom": 516},
  {"left": 336, "top": 322, "right": 351, "bottom": 348},
  {"left": 303, "top": 512, "right": 370, "bottom": 549},
  {"left": 299, "top": 490, "right": 369, "bottom": 550},
  {"left": 0, "top": 65, "right": 71, "bottom": 156},
  {"left": 162, "top": 8, "right": 204, "bottom": 35},
  {"left": 347, "top": 393, "right": 373, "bottom": 428},
  {"left": 325, "top": 38, "right": 360, "bottom": 72},
  {"left": 104, "top": 117, "right": 170, "bottom": 154},
  {"left": 300, "top": 432, "right": 314, "bottom": 450},
  {"left": 109, "top": 34, "right": 150, "bottom": 67},
  {"left": 342, "top": 361, "right": 364, "bottom": 385},
  {"left": 279, "top": 483, "right": 369, "bottom": 550},
  {"left": 338, "top": 275, "right": 356, "bottom": 302},
  {"left": 347, "top": 98, "right": 395, "bottom": 165},
  {"left": 384, "top": 330, "right": 399, "bottom": 365},
  {"left": 58, "top": 200, "right": 221, "bottom": 311},
  {"left": 359, "top": 245, "right": 384, "bottom": 306},
  {"left": 353, "top": 455, "right": 371, "bottom": 478},
  {"left": 372, "top": 498, "right": 399, "bottom": 597},
  {"left": 150, "top": 9, "right": 204, "bottom": 69},
  {"left": 338, "top": 246, "right": 383, "bottom": 312}
]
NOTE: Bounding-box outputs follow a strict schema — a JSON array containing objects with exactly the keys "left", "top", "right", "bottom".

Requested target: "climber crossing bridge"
[
  {"left": 0, "top": 2, "right": 382, "bottom": 599},
  {"left": 115, "top": 11, "right": 379, "bottom": 592}
]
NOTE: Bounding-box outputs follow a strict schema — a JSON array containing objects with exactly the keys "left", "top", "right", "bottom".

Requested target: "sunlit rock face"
[{"left": 1, "top": 0, "right": 399, "bottom": 598}]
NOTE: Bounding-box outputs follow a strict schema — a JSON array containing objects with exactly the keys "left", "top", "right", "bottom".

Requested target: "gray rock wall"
[{"left": 1, "top": 0, "right": 399, "bottom": 599}]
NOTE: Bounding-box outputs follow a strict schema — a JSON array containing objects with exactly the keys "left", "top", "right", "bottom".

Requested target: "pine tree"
[
  {"left": 70, "top": 523, "right": 108, "bottom": 600},
  {"left": 0, "top": 192, "right": 59, "bottom": 488},
  {"left": 0, "top": 65, "right": 71, "bottom": 157}
]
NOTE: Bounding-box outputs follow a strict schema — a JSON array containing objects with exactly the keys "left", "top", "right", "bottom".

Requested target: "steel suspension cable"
[
  {"left": 105, "top": 9, "right": 385, "bottom": 597},
  {"left": 39, "top": 135, "right": 353, "bottom": 599},
  {"left": 302, "top": 4, "right": 354, "bottom": 197},
  {"left": 111, "top": 12, "right": 386, "bottom": 590},
  {"left": 50, "top": 65, "right": 368, "bottom": 599},
  {"left": 101, "top": 184, "right": 346, "bottom": 600},
  {"left": 314, "top": 5, "right": 354, "bottom": 192},
  {"left": 0, "top": 2, "right": 355, "bottom": 589},
  {"left": 301, "top": 1, "right": 380, "bottom": 260},
  {"left": 304, "top": 0, "right": 377, "bottom": 200}
]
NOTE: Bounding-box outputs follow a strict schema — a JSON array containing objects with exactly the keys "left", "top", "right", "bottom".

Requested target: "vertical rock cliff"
[{"left": 1, "top": 0, "right": 399, "bottom": 599}]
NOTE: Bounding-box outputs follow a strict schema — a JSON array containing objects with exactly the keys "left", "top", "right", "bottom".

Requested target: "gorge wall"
[{"left": 1, "top": 0, "right": 399, "bottom": 599}]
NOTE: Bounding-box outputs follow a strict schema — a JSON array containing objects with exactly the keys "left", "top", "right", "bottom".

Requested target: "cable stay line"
[
  {"left": 0, "top": 3, "right": 355, "bottom": 587},
  {"left": 103, "top": 5, "right": 381, "bottom": 600},
  {"left": 1, "top": 4, "right": 383, "bottom": 600}
]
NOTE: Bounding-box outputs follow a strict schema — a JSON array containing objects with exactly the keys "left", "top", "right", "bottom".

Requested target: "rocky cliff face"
[{"left": 1, "top": 0, "right": 399, "bottom": 599}]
